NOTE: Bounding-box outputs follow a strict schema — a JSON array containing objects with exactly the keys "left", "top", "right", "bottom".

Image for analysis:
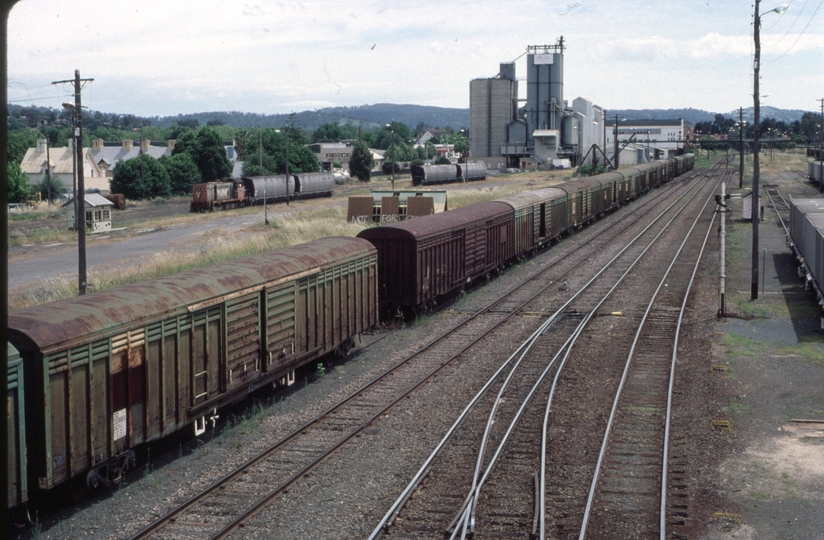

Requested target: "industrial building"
[
  {"left": 605, "top": 118, "right": 693, "bottom": 166},
  {"left": 469, "top": 37, "right": 605, "bottom": 170}
]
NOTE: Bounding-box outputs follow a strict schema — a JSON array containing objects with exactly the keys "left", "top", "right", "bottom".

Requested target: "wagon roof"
[
  {"left": 357, "top": 201, "right": 511, "bottom": 241},
  {"left": 495, "top": 187, "right": 567, "bottom": 209},
  {"left": 8, "top": 236, "right": 375, "bottom": 354}
]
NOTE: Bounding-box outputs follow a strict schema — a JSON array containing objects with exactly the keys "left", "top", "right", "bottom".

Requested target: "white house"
[{"left": 20, "top": 139, "right": 107, "bottom": 193}]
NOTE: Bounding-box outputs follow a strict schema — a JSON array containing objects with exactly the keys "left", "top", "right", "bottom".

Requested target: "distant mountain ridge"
[{"left": 9, "top": 103, "right": 815, "bottom": 134}]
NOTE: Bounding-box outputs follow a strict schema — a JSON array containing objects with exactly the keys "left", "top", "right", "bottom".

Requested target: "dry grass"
[{"left": 8, "top": 206, "right": 370, "bottom": 310}]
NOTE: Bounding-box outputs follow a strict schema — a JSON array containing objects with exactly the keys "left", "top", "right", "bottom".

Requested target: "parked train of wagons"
[
  {"left": 359, "top": 154, "right": 694, "bottom": 316},
  {"left": 7, "top": 154, "right": 693, "bottom": 510},
  {"left": 809, "top": 161, "right": 824, "bottom": 189},
  {"left": 411, "top": 162, "right": 487, "bottom": 186},
  {"left": 190, "top": 172, "right": 335, "bottom": 211},
  {"left": 788, "top": 197, "right": 824, "bottom": 325}
]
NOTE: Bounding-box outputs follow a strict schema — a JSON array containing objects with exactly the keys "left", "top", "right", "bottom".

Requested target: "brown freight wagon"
[
  {"left": 8, "top": 236, "right": 377, "bottom": 496},
  {"left": 495, "top": 188, "right": 569, "bottom": 256},
  {"left": 357, "top": 201, "right": 514, "bottom": 316}
]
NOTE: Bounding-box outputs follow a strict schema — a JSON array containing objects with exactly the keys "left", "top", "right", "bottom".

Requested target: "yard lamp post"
[{"left": 751, "top": 0, "right": 788, "bottom": 300}]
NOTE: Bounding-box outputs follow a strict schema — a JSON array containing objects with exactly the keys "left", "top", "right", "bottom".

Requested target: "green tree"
[
  {"left": 159, "top": 153, "right": 201, "bottom": 195},
  {"left": 191, "top": 127, "right": 233, "bottom": 181},
  {"left": 349, "top": 140, "right": 374, "bottom": 182},
  {"left": 435, "top": 155, "right": 452, "bottom": 165},
  {"left": 800, "top": 112, "right": 821, "bottom": 143},
  {"left": 110, "top": 155, "right": 172, "bottom": 199},
  {"left": 6, "top": 162, "right": 34, "bottom": 203},
  {"left": 312, "top": 123, "right": 343, "bottom": 143},
  {"left": 243, "top": 127, "right": 320, "bottom": 175},
  {"left": 38, "top": 174, "right": 65, "bottom": 201},
  {"left": 7, "top": 130, "right": 39, "bottom": 165}
]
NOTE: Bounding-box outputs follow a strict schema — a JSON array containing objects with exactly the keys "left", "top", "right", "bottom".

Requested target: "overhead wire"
[{"left": 766, "top": 0, "right": 823, "bottom": 61}]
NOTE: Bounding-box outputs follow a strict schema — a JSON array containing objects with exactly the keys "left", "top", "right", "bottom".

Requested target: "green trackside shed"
[{"left": 7, "top": 236, "right": 378, "bottom": 496}]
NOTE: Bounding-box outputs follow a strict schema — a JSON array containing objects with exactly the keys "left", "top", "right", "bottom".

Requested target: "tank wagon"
[
  {"left": 410, "top": 163, "right": 487, "bottom": 186},
  {"left": 241, "top": 174, "right": 295, "bottom": 204},
  {"left": 7, "top": 237, "right": 378, "bottom": 502}
]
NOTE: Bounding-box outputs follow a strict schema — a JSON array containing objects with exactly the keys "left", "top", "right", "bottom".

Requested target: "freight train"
[
  {"left": 410, "top": 162, "right": 487, "bottom": 186},
  {"left": 190, "top": 172, "right": 335, "bottom": 211},
  {"left": 7, "top": 154, "right": 693, "bottom": 511},
  {"left": 788, "top": 197, "right": 824, "bottom": 325},
  {"left": 809, "top": 161, "right": 823, "bottom": 188}
]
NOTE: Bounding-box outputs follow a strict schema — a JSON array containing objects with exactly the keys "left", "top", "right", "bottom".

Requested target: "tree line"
[{"left": 7, "top": 113, "right": 466, "bottom": 202}]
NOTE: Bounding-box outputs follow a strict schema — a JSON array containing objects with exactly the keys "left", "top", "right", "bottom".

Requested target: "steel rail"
[
  {"left": 577, "top": 173, "right": 722, "bottom": 540},
  {"left": 369, "top": 174, "right": 708, "bottom": 540},
  {"left": 131, "top": 171, "right": 688, "bottom": 540},
  {"left": 451, "top": 175, "right": 715, "bottom": 540},
  {"left": 659, "top": 174, "right": 723, "bottom": 539}
]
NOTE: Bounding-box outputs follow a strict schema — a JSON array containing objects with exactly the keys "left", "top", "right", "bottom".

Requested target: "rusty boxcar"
[
  {"left": 7, "top": 343, "right": 28, "bottom": 509},
  {"left": 357, "top": 202, "right": 514, "bottom": 315},
  {"left": 7, "top": 236, "right": 378, "bottom": 498},
  {"left": 494, "top": 187, "right": 569, "bottom": 256}
]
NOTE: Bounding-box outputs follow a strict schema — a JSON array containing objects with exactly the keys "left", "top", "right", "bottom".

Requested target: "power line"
[{"left": 767, "top": 0, "right": 823, "bottom": 61}]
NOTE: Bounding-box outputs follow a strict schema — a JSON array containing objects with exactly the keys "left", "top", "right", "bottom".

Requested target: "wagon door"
[
  {"left": 225, "top": 292, "right": 262, "bottom": 391},
  {"left": 111, "top": 328, "right": 146, "bottom": 449},
  {"left": 464, "top": 224, "right": 487, "bottom": 277},
  {"left": 190, "top": 306, "right": 222, "bottom": 407},
  {"left": 266, "top": 282, "right": 297, "bottom": 371}
]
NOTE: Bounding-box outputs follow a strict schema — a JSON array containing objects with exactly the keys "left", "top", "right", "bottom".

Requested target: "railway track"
[
  {"left": 125, "top": 175, "right": 703, "bottom": 540},
  {"left": 368, "top": 169, "right": 723, "bottom": 539}
]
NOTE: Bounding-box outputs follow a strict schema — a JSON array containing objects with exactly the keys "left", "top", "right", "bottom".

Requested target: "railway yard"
[{"left": 9, "top": 152, "right": 824, "bottom": 539}]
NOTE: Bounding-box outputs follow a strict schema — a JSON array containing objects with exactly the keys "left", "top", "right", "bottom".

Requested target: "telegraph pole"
[
  {"left": 53, "top": 70, "right": 93, "bottom": 295},
  {"left": 818, "top": 98, "right": 823, "bottom": 192},
  {"left": 613, "top": 114, "right": 619, "bottom": 169},
  {"left": 739, "top": 107, "right": 745, "bottom": 189},
  {"left": 752, "top": 0, "right": 762, "bottom": 301}
]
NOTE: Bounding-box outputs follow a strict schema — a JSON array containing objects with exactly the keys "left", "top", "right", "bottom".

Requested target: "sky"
[{"left": 6, "top": 0, "right": 824, "bottom": 119}]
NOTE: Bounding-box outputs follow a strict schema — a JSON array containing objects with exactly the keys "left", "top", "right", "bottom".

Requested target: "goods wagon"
[
  {"left": 411, "top": 164, "right": 460, "bottom": 186},
  {"left": 190, "top": 180, "right": 245, "bottom": 212},
  {"left": 495, "top": 187, "right": 568, "bottom": 255},
  {"left": 7, "top": 237, "right": 378, "bottom": 498},
  {"left": 459, "top": 162, "right": 487, "bottom": 181},
  {"left": 357, "top": 202, "right": 514, "bottom": 315},
  {"left": 788, "top": 197, "right": 824, "bottom": 324},
  {"left": 7, "top": 343, "right": 27, "bottom": 509},
  {"left": 789, "top": 199, "right": 824, "bottom": 256},
  {"left": 809, "top": 161, "right": 823, "bottom": 187},
  {"left": 294, "top": 171, "right": 335, "bottom": 198},
  {"left": 241, "top": 174, "right": 294, "bottom": 204}
]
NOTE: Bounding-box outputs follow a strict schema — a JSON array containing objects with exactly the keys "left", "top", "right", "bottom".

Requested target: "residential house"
[{"left": 20, "top": 139, "right": 107, "bottom": 193}]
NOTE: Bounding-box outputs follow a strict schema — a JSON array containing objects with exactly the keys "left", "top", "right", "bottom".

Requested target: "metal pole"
[
  {"left": 819, "top": 98, "right": 823, "bottom": 192},
  {"left": 752, "top": 0, "right": 762, "bottom": 301},
  {"left": 46, "top": 139, "right": 51, "bottom": 205},
  {"left": 739, "top": 107, "right": 745, "bottom": 189},
  {"left": 613, "top": 114, "right": 619, "bottom": 169},
  {"left": 76, "top": 70, "right": 87, "bottom": 295},
  {"left": 720, "top": 181, "right": 726, "bottom": 317}
]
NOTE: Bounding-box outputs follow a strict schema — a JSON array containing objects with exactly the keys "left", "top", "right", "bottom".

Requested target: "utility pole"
[
  {"left": 53, "top": 69, "right": 93, "bottom": 295},
  {"left": 752, "top": 0, "right": 762, "bottom": 301},
  {"left": 739, "top": 107, "right": 745, "bottom": 189},
  {"left": 46, "top": 139, "right": 52, "bottom": 205},
  {"left": 819, "top": 98, "right": 823, "bottom": 192},
  {"left": 613, "top": 114, "right": 619, "bottom": 170}
]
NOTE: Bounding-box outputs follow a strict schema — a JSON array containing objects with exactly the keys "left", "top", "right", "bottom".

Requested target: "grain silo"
[{"left": 469, "top": 62, "right": 518, "bottom": 161}]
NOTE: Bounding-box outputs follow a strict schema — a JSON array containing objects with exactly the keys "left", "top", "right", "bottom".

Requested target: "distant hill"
[
  {"left": 8, "top": 103, "right": 814, "bottom": 134},
  {"left": 609, "top": 106, "right": 811, "bottom": 125},
  {"left": 149, "top": 104, "right": 471, "bottom": 132}
]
